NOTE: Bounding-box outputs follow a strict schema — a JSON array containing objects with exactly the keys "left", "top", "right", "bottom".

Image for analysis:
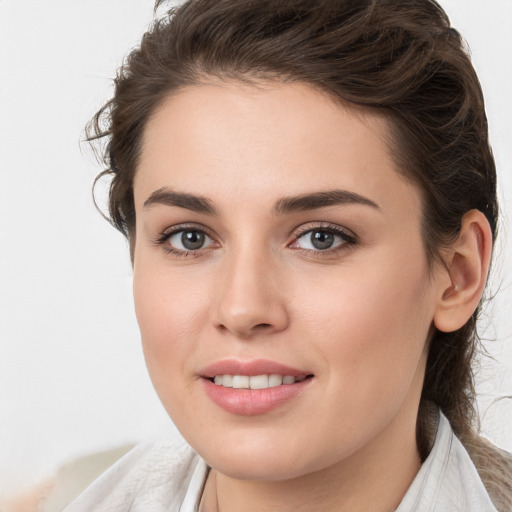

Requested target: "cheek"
[
  {"left": 300, "top": 249, "right": 434, "bottom": 399},
  {"left": 132, "top": 267, "right": 206, "bottom": 389}
]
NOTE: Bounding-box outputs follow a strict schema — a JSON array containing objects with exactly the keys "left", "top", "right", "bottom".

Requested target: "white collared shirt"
[{"left": 63, "top": 413, "right": 498, "bottom": 511}]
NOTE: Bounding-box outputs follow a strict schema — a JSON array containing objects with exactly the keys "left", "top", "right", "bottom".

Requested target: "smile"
[
  {"left": 200, "top": 359, "right": 314, "bottom": 415},
  {"left": 213, "top": 374, "right": 308, "bottom": 389}
]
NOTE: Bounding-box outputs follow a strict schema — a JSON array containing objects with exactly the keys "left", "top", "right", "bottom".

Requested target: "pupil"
[
  {"left": 311, "top": 231, "right": 334, "bottom": 250},
  {"left": 181, "top": 231, "right": 205, "bottom": 250}
]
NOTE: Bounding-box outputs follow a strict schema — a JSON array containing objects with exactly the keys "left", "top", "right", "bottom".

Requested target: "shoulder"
[
  {"left": 62, "top": 432, "right": 201, "bottom": 512},
  {"left": 440, "top": 426, "right": 498, "bottom": 511},
  {"left": 398, "top": 413, "right": 498, "bottom": 512}
]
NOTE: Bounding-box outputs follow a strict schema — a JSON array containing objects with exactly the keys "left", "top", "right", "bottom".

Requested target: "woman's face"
[{"left": 133, "top": 82, "right": 444, "bottom": 480}]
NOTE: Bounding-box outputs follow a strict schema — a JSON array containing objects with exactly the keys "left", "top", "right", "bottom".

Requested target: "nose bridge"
[{"left": 213, "top": 240, "right": 288, "bottom": 337}]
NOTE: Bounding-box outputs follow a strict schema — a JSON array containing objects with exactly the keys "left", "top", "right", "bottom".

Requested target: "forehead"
[{"left": 134, "top": 81, "right": 420, "bottom": 217}]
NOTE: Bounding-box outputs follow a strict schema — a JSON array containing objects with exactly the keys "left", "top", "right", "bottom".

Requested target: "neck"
[{"left": 201, "top": 405, "right": 421, "bottom": 512}]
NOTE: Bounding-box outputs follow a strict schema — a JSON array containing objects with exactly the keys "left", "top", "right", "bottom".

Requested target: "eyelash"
[
  {"left": 153, "top": 222, "right": 357, "bottom": 258},
  {"left": 288, "top": 222, "right": 357, "bottom": 257},
  {"left": 153, "top": 223, "right": 217, "bottom": 258}
]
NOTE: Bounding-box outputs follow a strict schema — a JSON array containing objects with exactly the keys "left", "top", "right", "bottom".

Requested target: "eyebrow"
[
  {"left": 142, "top": 187, "right": 379, "bottom": 215},
  {"left": 143, "top": 187, "right": 217, "bottom": 214},
  {"left": 272, "top": 189, "right": 380, "bottom": 214}
]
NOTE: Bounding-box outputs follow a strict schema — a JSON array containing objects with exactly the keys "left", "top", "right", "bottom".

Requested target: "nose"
[{"left": 212, "top": 249, "right": 289, "bottom": 339}]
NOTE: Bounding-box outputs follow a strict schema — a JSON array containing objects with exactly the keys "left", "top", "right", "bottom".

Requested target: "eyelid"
[
  {"left": 287, "top": 222, "right": 358, "bottom": 253},
  {"left": 153, "top": 222, "right": 219, "bottom": 256},
  {"left": 290, "top": 221, "right": 357, "bottom": 241},
  {"left": 156, "top": 222, "right": 216, "bottom": 242}
]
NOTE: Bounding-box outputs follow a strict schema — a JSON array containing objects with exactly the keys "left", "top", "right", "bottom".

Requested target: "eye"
[
  {"left": 161, "top": 227, "right": 216, "bottom": 253},
  {"left": 290, "top": 224, "right": 356, "bottom": 252},
  {"left": 298, "top": 230, "right": 337, "bottom": 250}
]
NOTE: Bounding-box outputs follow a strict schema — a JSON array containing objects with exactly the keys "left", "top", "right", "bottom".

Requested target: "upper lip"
[{"left": 200, "top": 359, "right": 312, "bottom": 379}]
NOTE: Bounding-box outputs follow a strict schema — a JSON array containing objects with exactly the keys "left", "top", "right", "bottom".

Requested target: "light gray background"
[{"left": 1, "top": 0, "right": 511, "bottom": 496}]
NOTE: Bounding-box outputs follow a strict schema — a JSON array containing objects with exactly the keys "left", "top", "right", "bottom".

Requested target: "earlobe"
[{"left": 433, "top": 210, "right": 493, "bottom": 333}]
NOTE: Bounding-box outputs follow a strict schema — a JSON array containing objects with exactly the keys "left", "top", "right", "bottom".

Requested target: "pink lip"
[
  {"left": 200, "top": 359, "right": 314, "bottom": 416},
  {"left": 200, "top": 358, "right": 309, "bottom": 378}
]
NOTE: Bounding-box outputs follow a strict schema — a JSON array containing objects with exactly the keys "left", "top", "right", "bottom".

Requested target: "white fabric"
[
  {"left": 395, "top": 413, "right": 497, "bottom": 511},
  {"left": 63, "top": 413, "right": 497, "bottom": 511}
]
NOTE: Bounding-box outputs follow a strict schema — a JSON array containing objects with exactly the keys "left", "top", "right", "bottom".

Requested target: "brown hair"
[{"left": 88, "top": 0, "right": 511, "bottom": 507}]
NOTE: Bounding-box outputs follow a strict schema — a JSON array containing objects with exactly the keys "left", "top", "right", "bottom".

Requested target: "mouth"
[
  {"left": 200, "top": 359, "right": 315, "bottom": 415},
  {"left": 208, "top": 374, "right": 313, "bottom": 389}
]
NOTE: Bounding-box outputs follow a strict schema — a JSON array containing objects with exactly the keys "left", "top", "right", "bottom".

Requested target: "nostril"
[{"left": 216, "top": 321, "right": 274, "bottom": 336}]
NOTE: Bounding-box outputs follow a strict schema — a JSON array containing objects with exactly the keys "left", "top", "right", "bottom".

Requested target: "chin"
[
  {"left": 208, "top": 455, "right": 317, "bottom": 482},
  {"left": 191, "top": 433, "right": 333, "bottom": 482}
]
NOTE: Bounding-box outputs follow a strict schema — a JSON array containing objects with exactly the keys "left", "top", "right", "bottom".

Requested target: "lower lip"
[{"left": 202, "top": 378, "right": 312, "bottom": 416}]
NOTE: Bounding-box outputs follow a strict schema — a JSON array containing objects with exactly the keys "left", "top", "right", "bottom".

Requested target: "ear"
[{"left": 433, "top": 209, "right": 493, "bottom": 333}]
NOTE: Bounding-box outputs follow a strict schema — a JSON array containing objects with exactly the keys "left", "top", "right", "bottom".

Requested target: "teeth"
[
  {"left": 222, "top": 374, "right": 233, "bottom": 388},
  {"left": 269, "top": 374, "right": 283, "bottom": 387},
  {"left": 249, "top": 375, "right": 269, "bottom": 389},
  {"left": 213, "top": 374, "right": 302, "bottom": 389},
  {"left": 232, "top": 375, "right": 249, "bottom": 389}
]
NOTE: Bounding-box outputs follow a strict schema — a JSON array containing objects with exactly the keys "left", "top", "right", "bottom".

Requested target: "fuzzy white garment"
[{"left": 63, "top": 413, "right": 497, "bottom": 512}]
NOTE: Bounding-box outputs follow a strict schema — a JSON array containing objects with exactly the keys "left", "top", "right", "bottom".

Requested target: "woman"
[{"left": 66, "top": 0, "right": 512, "bottom": 510}]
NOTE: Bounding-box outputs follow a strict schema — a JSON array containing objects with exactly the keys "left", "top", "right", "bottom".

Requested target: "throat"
[{"left": 199, "top": 468, "right": 219, "bottom": 512}]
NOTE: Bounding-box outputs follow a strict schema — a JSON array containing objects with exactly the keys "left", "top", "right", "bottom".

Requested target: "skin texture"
[{"left": 132, "top": 82, "right": 491, "bottom": 511}]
